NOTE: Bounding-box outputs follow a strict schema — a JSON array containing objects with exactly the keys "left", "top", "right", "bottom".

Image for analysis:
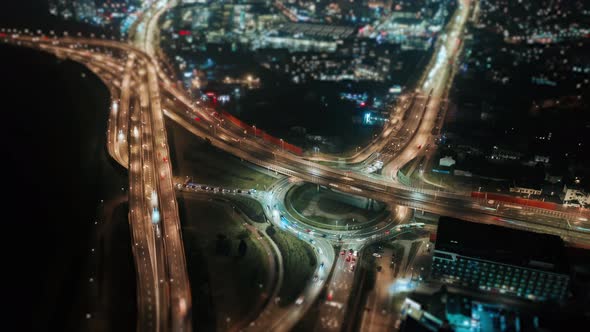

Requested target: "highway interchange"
[{"left": 3, "top": 0, "right": 590, "bottom": 330}]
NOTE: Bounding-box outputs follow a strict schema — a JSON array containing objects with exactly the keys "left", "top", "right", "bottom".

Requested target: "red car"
[
  {"left": 346, "top": 256, "right": 351, "bottom": 262},
  {"left": 417, "top": 144, "right": 422, "bottom": 149}
]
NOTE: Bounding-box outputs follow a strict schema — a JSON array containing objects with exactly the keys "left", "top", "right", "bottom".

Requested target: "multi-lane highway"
[
  {"left": 359, "top": 247, "right": 396, "bottom": 332},
  {"left": 254, "top": 178, "right": 417, "bottom": 331},
  {"left": 2, "top": 30, "right": 192, "bottom": 331},
  {"left": 382, "top": 0, "right": 471, "bottom": 181},
  {"left": 4, "top": 26, "right": 590, "bottom": 332}
]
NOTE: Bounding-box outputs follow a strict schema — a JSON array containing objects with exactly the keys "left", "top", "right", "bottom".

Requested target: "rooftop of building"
[
  {"left": 401, "top": 285, "right": 590, "bottom": 332},
  {"left": 564, "top": 181, "right": 590, "bottom": 193},
  {"left": 275, "top": 22, "right": 355, "bottom": 39},
  {"left": 392, "top": 17, "right": 425, "bottom": 25},
  {"left": 435, "top": 217, "right": 569, "bottom": 275}
]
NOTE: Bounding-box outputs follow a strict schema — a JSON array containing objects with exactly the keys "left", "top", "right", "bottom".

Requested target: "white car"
[
  {"left": 372, "top": 253, "right": 382, "bottom": 258},
  {"left": 295, "top": 296, "right": 304, "bottom": 305}
]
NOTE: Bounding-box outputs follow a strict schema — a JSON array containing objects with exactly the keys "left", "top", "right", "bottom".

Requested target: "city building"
[
  {"left": 252, "top": 22, "right": 356, "bottom": 53},
  {"left": 73, "top": 0, "right": 97, "bottom": 21},
  {"left": 50, "top": 0, "right": 136, "bottom": 26},
  {"left": 509, "top": 183, "right": 542, "bottom": 197},
  {"left": 268, "top": 38, "right": 398, "bottom": 83},
  {"left": 439, "top": 156, "right": 455, "bottom": 167},
  {"left": 398, "top": 286, "right": 584, "bottom": 332},
  {"left": 49, "top": 0, "right": 75, "bottom": 19},
  {"left": 489, "top": 146, "right": 522, "bottom": 161},
  {"left": 431, "top": 217, "right": 570, "bottom": 302},
  {"left": 544, "top": 170, "right": 563, "bottom": 185},
  {"left": 562, "top": 184, "right": 590, "bottom": 208},
  {"left": 356, "top": 0, "right": 449, "bottom": 50},
  {"left": 534, "top": 155, "right": 550, "bottom": 164}
]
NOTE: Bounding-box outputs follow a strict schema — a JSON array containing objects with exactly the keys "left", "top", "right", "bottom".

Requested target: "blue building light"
[{"left": 364, "top": 112, "right": 372, "bottom": 125}]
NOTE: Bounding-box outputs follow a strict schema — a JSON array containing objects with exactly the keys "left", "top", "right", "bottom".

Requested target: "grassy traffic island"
[
  {"left": 266, "top": 226, "right": 317, "bottom": 306},
  {"left": 178, "top": 194, "right": 272, "bottom": 331},
  {"left": 166, "top": 119, "right": 278, "bottom": 190},
  {"left": 285, "top": 182, "right": 390, "bottom": 230}
]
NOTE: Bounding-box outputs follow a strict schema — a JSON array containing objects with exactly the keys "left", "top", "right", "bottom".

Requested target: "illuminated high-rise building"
[
  {"left": 73, "top": 0, "right": 97, "bottom": 21},
  {"left": 431, "top": 217, "right": 570, "bottom": 302}
]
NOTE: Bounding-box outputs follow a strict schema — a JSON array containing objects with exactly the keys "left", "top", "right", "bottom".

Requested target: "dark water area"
[{"left": 0, "top": 43, "right": 134, "bottom": 330}]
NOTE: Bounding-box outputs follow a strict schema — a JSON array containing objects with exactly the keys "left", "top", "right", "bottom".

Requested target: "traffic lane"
[
  {"left": 317, "top": 250, "right": 357, "bottom": 331},
  {"left": 134, "top": 0, "right": 190, "bottom": 325},
  {"left": 20, "top": 37, "right": 588, "bottom": 241},
  {"left": 245, "top": 183, "right": 335, "bottom": 332},
  {"left": 317, "top": 179, "right": 590, "bottom": 243},
  {"left": 270, "top": 153, "right": 589, "bottom": 244},
  {"left": 361, "top": 248, "right": 396, "bottom": 332},
  {"left": 178, "top": 191, "right": 280, "bottom": 332},
  {"left": 128, "top": 89, "right": 160, "bottom": 331},
  {"left": 146, "top": 86, "right": 192, "bottom": 332},
  {"left": 271, "top": 180, "right": 405, "bottom": 240},
  {"left": 173, "top": 106, "right": 589, "bottom": 246},
  {"left": 382, "top": 97, "right": 441, "bottom": 177},
  {"left": 383, "top": 0, "right": 472, "bottom": 174},
  {"left": 260, "top": 238, "right": 333, "bottom": 332}
]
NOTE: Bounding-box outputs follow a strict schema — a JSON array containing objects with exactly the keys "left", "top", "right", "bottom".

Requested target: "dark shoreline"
[{"left": 1, "top": 43, "right": 135, "bottom": 331}]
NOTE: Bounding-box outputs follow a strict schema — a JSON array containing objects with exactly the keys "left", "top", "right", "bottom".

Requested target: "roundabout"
[
  {"left": 236, "top": 176, "right": 428, "bottom": 331},
  {"left": 262, "top": 178, "right": 422, "bottom": 247},
  {"left": 286, "top": 181, "right": 391, "bottom": 231}
]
